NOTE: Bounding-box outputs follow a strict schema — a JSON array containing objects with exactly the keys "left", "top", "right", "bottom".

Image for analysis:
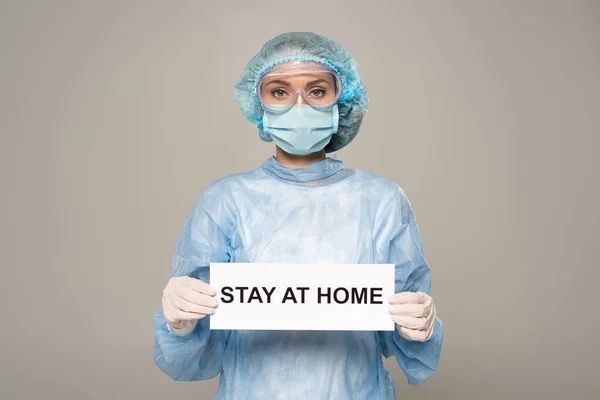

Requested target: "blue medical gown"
[{"left": 153, "top": 156, "right": 443, "bottom": 399}]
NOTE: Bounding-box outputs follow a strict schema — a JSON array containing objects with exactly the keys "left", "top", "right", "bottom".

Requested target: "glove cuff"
[{"left": 166, "top": 319, "right": 198, "bottom": 337}]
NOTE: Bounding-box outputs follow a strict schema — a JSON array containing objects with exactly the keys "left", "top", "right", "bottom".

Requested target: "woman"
[{"left": 153, "top": 32, "right": 443, "bottom": 399}]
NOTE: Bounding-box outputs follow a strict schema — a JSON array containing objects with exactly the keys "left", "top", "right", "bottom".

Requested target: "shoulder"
[
  {"left": 190, "top": 167, "right": 264, "bottom": 219},
  {"left": 352, "top": 168, "right": 415, "bottom": 221},
  {"left": 352, "top": 169, "right": 409, "bottom": 200},
  {"left": 198, "top": 168, "right": 261, "bottom": 199}
]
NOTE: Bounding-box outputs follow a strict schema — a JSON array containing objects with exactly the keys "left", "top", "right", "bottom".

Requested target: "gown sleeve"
[
  {"left": 376, "top": 185, "right": 444, "bottom": 386},
  {"left": 153, "top": 186, "right": 233, "bottom": 381}
]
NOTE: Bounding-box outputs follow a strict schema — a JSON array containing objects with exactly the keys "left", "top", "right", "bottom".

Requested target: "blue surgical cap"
[{"left": 234, "top": 32, "right": 369, "bottom": 153}]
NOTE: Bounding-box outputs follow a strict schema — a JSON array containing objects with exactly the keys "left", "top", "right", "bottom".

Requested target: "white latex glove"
[
  {"left": 388, "top": 292, "right": 436, "bottom": 342},
  {"left": 162, "top": 276, "right": 218, "bottom": 337}
]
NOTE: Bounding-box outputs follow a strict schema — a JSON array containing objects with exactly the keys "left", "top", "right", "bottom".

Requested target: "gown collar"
[{"left": 261, "top": 155, "right": 344, "bottom": 183}]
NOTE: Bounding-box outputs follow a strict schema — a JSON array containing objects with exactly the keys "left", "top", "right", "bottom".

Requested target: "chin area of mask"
[{"left": 262, "top": 104, "right": 339, "bottom": 155}]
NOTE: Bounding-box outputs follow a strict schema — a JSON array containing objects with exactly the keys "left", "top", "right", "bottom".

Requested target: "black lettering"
[
  {"left": 262, "top": 287, "right": 276, "bottom": 303},
  {"left": 334, "top": 287, "right": 349, "bottom": 304},
  {"left": 236, "top": 286, "right": 249, "bottom": 303},
  {"left": 248, "top": 287, "right": 263, "bottom": 303},
  {"left": 370, "top": 288, "right": 383, "bottom": 304},
  {"left": 297, "top": 287, "right": 309, "bottom": 303},
  {"left": 317, "top": 287, "right": 331, "bottom": 304},
  {"left": 221, "top": 286, "right": 234, "bottom": 303},
  {"left": 282, "top": 287, "right": 298, "bottom": 303},
  {"left": 351, "top": 287, "right": 368, "bottom": 304}
]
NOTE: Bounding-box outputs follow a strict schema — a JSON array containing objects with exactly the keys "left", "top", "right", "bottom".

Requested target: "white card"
[{"left": 209, "top": 263, "right": 395, "bottom": 331}]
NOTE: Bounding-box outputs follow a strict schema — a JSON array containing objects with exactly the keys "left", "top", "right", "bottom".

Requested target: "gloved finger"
[
  {"left": 167, "top": 319, "right": 198, "bottom": 333},
  {"left": 391, "top": 299, "right": 434, "bottom": 317},
  {"left": 170, "top": 294, "right": 217, "bottom": 316},
  {"left": 399, "top": 326, "right": 429, "bottom": 342},
  {"left": 163, "top": 297, "right": 207, "bottom": 325},
  {"left": 180, "top": 287, "right": 219, "bottom": 308},
  {"left": 171, "top": 279, "right": 213, "bottom": 300},
  {"left": 162, "top": 297, "right": 181, "bottom": 325},
  {"left": 391, "top": 315, "right": 426, "bottom": 330},
  {"left": 182, "top": 277, "right": 217, "bottom": 296},
  {"left": 423, "top": 303, "right": 436, "bottom": 329},
  {"left": 388, "top": 303, "right": 427, "bottom": 317},
  {"left": 388, "top": 291, "right": 429, "bottom": 305},
  {"left": 423, "top": 295, "right": 434, "bottom": 311}
]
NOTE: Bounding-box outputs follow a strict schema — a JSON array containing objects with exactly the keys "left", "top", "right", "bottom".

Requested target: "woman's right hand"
[{"left": 162, "top": 276, "right": 219, "bottom": 334}]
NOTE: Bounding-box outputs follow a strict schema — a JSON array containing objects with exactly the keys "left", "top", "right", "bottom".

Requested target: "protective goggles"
[{"left": 256, "top": 62, "right": 342, "bottom": 113}]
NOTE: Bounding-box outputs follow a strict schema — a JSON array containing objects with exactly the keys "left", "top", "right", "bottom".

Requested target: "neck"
[{"left": 275, "top": 147, "right": 327, "bottom": 168}]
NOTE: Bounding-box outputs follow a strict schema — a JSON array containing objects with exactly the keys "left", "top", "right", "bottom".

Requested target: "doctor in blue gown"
[{"left": 153, "top": 32, "right": 443, "bottom": 400}]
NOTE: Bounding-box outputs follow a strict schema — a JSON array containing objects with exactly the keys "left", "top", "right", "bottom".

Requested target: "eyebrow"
[
  {"left": 306, "top": 79, "right": 331, "bottom": 86},
  {"left": 264, "top": 78, "right": 332, "bottom": 88},
  {"left": 264, "top": 79, "right": 291, "bottom": 87}
]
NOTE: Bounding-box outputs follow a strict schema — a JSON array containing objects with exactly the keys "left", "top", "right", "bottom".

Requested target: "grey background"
[{"left": 1, "top": 1, "right": 599, "bottom": 399}]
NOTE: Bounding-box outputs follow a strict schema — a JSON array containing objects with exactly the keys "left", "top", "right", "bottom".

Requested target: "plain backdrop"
[{"left": 1, "top": 1, "right": 599, "bottom": 399}]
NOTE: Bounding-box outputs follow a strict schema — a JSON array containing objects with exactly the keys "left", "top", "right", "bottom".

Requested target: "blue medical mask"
[{"left": 262, "top": 104, "right": 339, "bottom": 156}]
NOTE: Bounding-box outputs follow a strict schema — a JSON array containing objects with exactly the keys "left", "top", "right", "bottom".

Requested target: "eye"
[
  {"left": 309, "top": 89, "right": 326, "bottom": 98},
  {"left": 271, "top": 89, "right": 288, "bottom": 98}
]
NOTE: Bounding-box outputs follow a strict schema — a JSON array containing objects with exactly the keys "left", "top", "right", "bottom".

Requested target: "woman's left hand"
[{"left": 388, "top": 292, "right": 436, "bottom": 342}]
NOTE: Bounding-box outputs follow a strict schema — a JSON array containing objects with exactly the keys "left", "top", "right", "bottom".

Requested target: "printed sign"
[{"left": 210, "top": 263, "right": 395, "bottom": 331}]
